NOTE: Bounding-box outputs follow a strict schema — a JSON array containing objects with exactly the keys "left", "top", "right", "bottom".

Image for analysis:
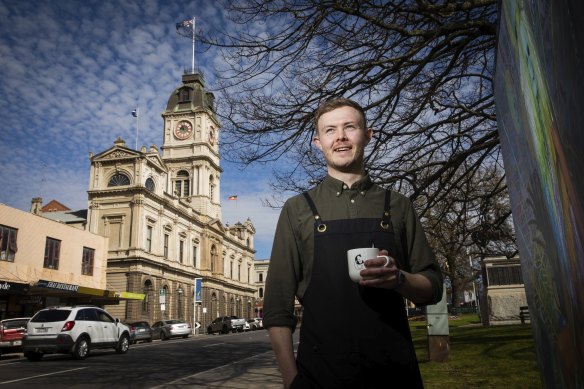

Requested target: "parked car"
[
  {"left": 206, "top": 316, "right": 246, "bottom": 334},
  {"left": 0, "top": 317, "right": 30, "bottom": 357},
  {"left": 126, "top": 321, "right": 152, "bottom": 344},
  {"left": 22, "top": 305, "right": 131, "bottom": 361},
  {"left": 253, "top": 317, "right": 263, "bottom": 329},
  {"left": 151, "top": 320, "right": 191, "bottom": 341},
  {"left": 244, "top": 318, "right": 261, "bottom": 331}
]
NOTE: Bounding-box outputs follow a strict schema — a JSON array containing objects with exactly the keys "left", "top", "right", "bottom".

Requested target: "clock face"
[{"left": 174, "top": 121, "right": 193, "bottom": 140}]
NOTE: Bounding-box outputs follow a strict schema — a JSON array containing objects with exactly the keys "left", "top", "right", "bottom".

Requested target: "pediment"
[
  {"left": 93, "top": 146, "right": 140, "bottom": 162},
  {"left": 144, "top": 153, "right": 166, "bottom": 172},
  {"left": 206, "top": 218, "right": 226, "bottom": 232}
]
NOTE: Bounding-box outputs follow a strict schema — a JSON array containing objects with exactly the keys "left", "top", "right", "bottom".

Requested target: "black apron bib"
[{"left": 293, "top": 191, "right": 423, "bottom": 389}]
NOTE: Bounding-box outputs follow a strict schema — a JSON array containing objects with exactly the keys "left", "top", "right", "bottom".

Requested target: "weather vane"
[{"left": 176, "top": 17, "right": 196, "bottom": 74}]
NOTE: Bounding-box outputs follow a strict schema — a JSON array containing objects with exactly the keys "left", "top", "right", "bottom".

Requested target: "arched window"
[
  {"left": 108, "top": 173, "right": 130, "bottom": 187},
  {"left": 174, "top": 170, "right": 190, "bottom": 197},
  {"left": 259, "top": 287, "right": 264, "bottom": 298},
  {"left": 145, "top": 178, "right": 155, "bottom": 192},
  {"left": 209, "top": 176, "right": 215, "bottom": 202},
  {"left": 142, "top": 280, "right": 152, "bottom": 313},
  {"left": 179, "top": 88, "right": 190, "bottom": 102}
]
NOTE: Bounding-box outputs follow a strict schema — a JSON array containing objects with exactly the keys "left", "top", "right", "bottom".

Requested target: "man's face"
[{"left": 313, "top": 106, "right": 372, "bottom": 176}]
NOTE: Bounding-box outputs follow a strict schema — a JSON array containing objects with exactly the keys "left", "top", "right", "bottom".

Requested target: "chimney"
[{"left": 31, "top": 197, "right": 43, "bottom": 215}]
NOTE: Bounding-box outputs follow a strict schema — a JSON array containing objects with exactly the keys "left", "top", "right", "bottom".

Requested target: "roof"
[
  {"left": 41, "top": 200, "right": 70, "bottom": 212},
  {"left": 42, "top": 209, "right": 88, "bottom": 224}
]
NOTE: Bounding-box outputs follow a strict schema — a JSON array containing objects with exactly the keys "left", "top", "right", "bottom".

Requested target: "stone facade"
[
  {"left": 87, "top": 72, "right": 257, "bottom": 326},
  {"left": 481, "top": 256, "right": 528, "bottom": 325}
]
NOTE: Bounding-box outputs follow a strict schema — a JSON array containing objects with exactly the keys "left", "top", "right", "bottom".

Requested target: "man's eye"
[{"left": 345, "top": 125, "right": 356, "bottom": 131}]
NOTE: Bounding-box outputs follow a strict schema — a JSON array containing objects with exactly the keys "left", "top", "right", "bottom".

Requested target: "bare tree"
[
  {"left": 202, "top": 0, "right": 498, "bottom": 204},
  {"left": 422, "top": 162, "right": 517, "bottom": 307}
]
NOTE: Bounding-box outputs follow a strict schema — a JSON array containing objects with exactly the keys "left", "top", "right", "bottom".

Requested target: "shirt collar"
[{"left": 322, "top": 174, "right": 373, "bottom": 196}]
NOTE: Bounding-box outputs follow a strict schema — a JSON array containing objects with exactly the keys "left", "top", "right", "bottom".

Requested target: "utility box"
[{"left": 426, "top": 287, "right": 450, "bottom": 362}]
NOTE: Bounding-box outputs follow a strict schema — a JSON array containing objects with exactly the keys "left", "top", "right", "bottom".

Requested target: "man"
[{"left": 263, "top": 97, "right": 443, "bottom": 388}]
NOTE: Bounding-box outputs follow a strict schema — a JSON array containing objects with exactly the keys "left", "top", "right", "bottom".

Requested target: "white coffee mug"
[{"left": 347, "top": 247, "right": 392, "bottom": 283}]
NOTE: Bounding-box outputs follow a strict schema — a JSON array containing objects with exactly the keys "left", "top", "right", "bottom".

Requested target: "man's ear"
[
  {"left": 365, "top": 127, "right": 373, "bottom": 143},
  {"left": 313, "top": 136, "right": 322, "bottom": 150}
]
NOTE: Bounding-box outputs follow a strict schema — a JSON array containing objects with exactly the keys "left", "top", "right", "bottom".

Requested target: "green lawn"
[{"left": 411, "top": 314, "right": 542, "bottom": 389}]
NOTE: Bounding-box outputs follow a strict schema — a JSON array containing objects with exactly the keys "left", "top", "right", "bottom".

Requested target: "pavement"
[{"left": 153, "top": 349, "right": 283, "bottom": 389}]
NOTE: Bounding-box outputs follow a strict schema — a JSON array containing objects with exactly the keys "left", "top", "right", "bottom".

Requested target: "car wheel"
[
  {"left": 24, "top": 351, "right": 43, "bottom": 361},
  {"left": 182, "top": 334, "right": 189, "bottom": 339},
  {"left": 73, "top": 337, "right": 90, "bottom": 360},
  {"left": 161, "top": 331, "right": 168, "bottom": 341},
  {"left": 116, "top": 334, "right": 130, "bottom": 354},
  {"left": 222, "top": 325, "right": 229, "bottom": 334},
  {"left": 146, "top": 337, "right": 153, "bottom": 343},
  {"left": 207, "top": 326, "right": 213, "bottom": 335}
]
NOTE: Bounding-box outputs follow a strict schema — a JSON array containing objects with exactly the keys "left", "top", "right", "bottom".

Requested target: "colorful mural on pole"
[{"left": 495, "top": 1, "right": 584, "bottom": 387}]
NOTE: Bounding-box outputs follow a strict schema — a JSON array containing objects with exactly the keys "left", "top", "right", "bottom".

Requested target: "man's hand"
[{"left": 358, "top": 249, "right": 401, "bottom": 289}]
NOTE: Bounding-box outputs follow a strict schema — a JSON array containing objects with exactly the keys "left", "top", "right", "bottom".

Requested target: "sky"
[{"left": 0, "top": 0, "right": 282, "bottom": 259}]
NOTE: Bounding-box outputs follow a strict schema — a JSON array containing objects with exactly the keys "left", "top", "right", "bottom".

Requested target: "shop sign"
[{"left": 36, "top": 280, "right": 79, "bottom": 292}]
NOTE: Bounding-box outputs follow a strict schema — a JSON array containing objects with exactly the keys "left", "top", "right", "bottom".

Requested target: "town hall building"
[{"left": 84, "top": 71, "right": 257, "bottom": 327}]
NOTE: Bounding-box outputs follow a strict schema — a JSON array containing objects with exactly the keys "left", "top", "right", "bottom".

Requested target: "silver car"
[{"left": 151, "top": 320, "right": 191, "bottom": 341}]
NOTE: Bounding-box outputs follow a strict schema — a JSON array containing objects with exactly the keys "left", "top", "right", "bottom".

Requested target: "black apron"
[{"left": 292, "top": 191, "right": 423, "bottom": 389}]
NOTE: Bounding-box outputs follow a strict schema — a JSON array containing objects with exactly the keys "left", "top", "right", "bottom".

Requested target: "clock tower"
[{"left": 161, "top": 72, "right": 222, "bottom": 221}]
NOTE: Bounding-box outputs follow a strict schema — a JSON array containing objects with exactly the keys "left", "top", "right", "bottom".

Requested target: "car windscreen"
[
  {"left": 30, "top": 310, "right": 71, "bottom": 323},
  {"left": 3, "top": 319, "right": 29, "bottom": 329},
  {"left": 166, "top": 320, "right": 181, "bottom": 324}
]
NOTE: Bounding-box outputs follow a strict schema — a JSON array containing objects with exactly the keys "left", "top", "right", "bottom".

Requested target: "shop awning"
[{"left": 32, "top": 280, "right": 144, "bottom": 302}]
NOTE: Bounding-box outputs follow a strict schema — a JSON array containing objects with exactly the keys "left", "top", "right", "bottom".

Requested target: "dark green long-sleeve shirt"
[{"left": 263, "top": 175, "right": 443, "bottom": 330}]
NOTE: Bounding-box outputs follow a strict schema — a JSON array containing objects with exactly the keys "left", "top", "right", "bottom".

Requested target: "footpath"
[{"left": 152, "top": 349, "right": 283, "bottom": 389}]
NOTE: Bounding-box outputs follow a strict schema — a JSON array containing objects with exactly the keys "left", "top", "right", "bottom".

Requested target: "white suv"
[{"left": 22, "top": 305, "right": 131, "bottom": 361}]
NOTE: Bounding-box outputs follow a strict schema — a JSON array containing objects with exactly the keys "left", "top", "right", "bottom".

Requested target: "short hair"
[{"left": 313, "top": 97, "right": 367, "bottom": 133}]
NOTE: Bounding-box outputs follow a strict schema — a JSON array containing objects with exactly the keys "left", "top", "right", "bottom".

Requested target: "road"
[{"left": 0, "top": 329, "right": 293, "bottom": 388}]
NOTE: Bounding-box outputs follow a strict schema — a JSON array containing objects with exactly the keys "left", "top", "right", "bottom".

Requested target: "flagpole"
[
  {"left": 134, "top": 108, "right": 139, "bottom": 150},
  {"left": 191, "top": 16, "right": 196, "bottom": 74}
]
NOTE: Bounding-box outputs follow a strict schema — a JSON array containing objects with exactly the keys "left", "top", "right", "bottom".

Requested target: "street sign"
[{"left": 194, "top": 278, "right": 202, "bottom": 303}]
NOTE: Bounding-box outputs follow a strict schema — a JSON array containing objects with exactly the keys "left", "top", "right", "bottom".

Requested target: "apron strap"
[
  {"left": 302, "top": 192, "right": 327, "bottom": 233},
  {"left": 380, "top": 190, "right": 394, "bottom": 232}
]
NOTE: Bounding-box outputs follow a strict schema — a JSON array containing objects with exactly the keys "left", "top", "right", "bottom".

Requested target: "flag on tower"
[
  {"left": 228, "top": 195, "right": 238, "bottom": 201},
  {"left": 132, "top": 109, "right": 138, "bottom": 117}
]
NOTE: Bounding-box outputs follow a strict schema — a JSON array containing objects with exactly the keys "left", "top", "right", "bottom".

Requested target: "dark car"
[
  {"left": 0, "top": 317, "right": 30, "bottom": 357},
  {"left": 151, "top": 320, "right": 191, "bottom": 341},
  {"left": 127, "top": 321, "right": 152, "bottom": 344}
]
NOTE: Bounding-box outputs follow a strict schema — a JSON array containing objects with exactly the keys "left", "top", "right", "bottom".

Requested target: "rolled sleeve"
[{"left": 263, "top": 201, "right": 302, "bottom": 331}]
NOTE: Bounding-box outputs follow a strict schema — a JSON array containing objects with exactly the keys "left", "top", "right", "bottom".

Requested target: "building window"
[
  {"left": 179, "top": 240, "right": 184, "bottom": 263},
  {"left": 210, "top": 245, "right": 217, "bottom": 272},
  {"left": 81, "top": 247, "right": 94, "bottom": 275},
  {"left": 230, "top": 261, "right": 233, "bottom": 279},
  {"left": 259, "top": 273, "right": 263, "bottom": 282},
  {"left": 0, "top": 224, "right": 18, "bottom": 262},
  {"left": 108, "top": 173, "right": 130, "bottom": 187},
  {"left": 487, "top": 266, "right": 524, "bottom": 286},
  {"left": 247, "top": 266, "right": 250, "bottom": 284},
  {"left": 142, "top": 280, "right": 152, "bottom": 313},
  {"left": 164, "top": 234, "right": 169, "bottom": 258},
  {"left": 146, "top": 225, "right": 153, "bottom": 252},
  {"left": 44, "top": 237, "right": 61, "bottom": 270},
  {"left": 174, "top": 170, "right": 190, "bottom": 197},
  {"left": 179, "top": 88, "right": 190, "bottom": 102},
  {"left": 192, "top": 244, "right": 198, "bottom": 267},
  {"left": 209, "top": 176, "right": 215, "bottom": 201},
  {"left": 259, "top": 287, "right": 264, "bottom": 298},
  {"left": 145, "top": 178, "right": 155, "bottom": 192},
  {"left": 238, "top": 264, "right": 241, "bottom": 281}
]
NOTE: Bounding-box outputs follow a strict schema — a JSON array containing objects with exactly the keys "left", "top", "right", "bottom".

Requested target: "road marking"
[{"left": 0, "top": 367, "right": 88, "bottom": 385}]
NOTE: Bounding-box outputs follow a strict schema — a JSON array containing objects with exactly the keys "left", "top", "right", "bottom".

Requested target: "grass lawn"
[{"left": 410, "top": 314, "right": 542, "bottom": 389}]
